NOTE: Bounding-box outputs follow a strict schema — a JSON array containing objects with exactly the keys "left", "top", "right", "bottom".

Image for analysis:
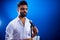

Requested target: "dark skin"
[
  {"left": 31, "top": 26, "right": 38, "bottom": 38},
  {"left": 18, "top": 5, "right": 38, "bottom": 39}
]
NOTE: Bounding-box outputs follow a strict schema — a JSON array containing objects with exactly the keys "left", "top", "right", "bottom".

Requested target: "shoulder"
[
  {"left": 25, "top": 17, "right": 31, "bottom": 22},
  {"left": 6, "top": 17, "right": 18, "bottom": 29}
]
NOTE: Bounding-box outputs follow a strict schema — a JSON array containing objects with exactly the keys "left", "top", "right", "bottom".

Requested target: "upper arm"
[
  {"left": 5, "top": 23, "right": 13, "bottom": 40},
  {"left": 34, "top": 26, "right": 39, "bottom": 33},
  {"left": 31, "top": 26, "right": 39, "bottom": 38},
  {"left": 32, "top": 26, "right": 38, "bottom": 34}
]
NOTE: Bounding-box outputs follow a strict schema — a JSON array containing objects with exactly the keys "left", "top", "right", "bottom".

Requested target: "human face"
[{"left": 18, "top": 5, "right": 28, "bottom": 17}]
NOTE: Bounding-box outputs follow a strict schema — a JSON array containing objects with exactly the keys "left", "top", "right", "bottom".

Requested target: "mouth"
[{"left": 24, "top": 12, "right": 26, "bottom": 14}]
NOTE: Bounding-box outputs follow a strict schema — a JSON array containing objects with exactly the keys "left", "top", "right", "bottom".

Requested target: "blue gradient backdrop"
[{"left": 0, "top": 0, "right": 60, "bottom": 40}]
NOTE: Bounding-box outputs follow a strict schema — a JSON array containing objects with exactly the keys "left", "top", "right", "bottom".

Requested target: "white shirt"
[{"left": 5, "top": 17, "right": 31, "bottom": 40}]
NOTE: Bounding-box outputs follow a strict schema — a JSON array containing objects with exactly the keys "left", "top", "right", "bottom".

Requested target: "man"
[{"left": 5, "top": 1, "right": 38, "bottom": 40}]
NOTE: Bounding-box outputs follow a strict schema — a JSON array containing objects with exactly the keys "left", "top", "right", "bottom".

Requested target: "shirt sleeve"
[{"left": 5, "top": 23, "right": 13, "bottom": 40}]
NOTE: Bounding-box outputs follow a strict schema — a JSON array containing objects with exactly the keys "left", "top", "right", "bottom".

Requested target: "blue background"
[{"left": 0, "top": 0, "right": 60, "bottom": 40}]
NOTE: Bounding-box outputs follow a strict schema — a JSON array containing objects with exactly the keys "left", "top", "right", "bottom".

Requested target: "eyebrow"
[{"left": 20, "top": 8, "right": 28, "bottom": 10}]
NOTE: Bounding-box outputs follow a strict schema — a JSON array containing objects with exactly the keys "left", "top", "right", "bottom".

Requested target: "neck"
[
  {"left": 19, "top": 16, "right": 26, "bottom": 19},
  {"left": 19, "top": 16, "right": 26, "bottom": 26}
]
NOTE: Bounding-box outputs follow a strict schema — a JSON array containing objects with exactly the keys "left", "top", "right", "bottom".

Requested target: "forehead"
[{"left": 19, "top": 5, "right": 28, "bottom": 8}]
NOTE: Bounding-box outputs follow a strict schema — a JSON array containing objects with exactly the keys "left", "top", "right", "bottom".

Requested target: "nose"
[{"left": 24, "top": 9, "right": 27, "bottom": 12}]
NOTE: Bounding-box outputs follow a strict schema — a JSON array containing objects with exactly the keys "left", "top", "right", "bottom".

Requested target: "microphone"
[
  {"left": 29, "top": 21, "right": 34, "bottom": 37},
  {"left": 29, "top": 21, "right": 34, "bottom": 27}
]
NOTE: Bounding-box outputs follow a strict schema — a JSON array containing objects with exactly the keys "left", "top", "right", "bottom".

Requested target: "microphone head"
[{"left": 29, "top": 20, "right": 32, "bottom": 24}]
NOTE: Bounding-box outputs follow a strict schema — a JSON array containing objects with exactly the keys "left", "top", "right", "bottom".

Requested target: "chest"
[{"left": 13, "top": 21, "right": 31, "bottom": 34}]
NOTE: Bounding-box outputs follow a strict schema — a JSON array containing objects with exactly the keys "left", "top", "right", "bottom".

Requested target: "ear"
[
  {"left": 17, "top": 8, "right": 20, "bottom": 16},
  {"left": 17, "top": 8, "right": 19, "bottom": 12},
  {"left": 16, "top": 7, "right": 20, "bottom": 16}
]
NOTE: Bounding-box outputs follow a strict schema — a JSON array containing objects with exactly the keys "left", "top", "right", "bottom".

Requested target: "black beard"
[{"left": 20, "top": 13, "right": 26, "bottom": 17}]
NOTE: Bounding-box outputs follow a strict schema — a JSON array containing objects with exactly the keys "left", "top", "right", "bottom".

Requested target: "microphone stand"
[{"left": 29, "top": 21, "right": 34, "bottom": 40}]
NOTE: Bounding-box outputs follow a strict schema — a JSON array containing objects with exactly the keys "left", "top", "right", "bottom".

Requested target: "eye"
[
  {"left": 26, "top": 8, "right": 28, "bottom": 10},
  {"left": 20, "top": 8, "right": 28, "bottom": 10},
  {"left": 20, "top": 8, "right": 24, "bottom": 10}
]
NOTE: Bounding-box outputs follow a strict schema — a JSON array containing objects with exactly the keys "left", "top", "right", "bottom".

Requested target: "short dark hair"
[{"left": 17, "top": 1, "right": 28, "bottom": 7}]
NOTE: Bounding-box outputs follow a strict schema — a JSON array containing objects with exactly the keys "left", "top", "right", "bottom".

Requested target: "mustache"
[
  {"left": 23, "top": 11, "right": 26, "bottom": 13},
  {"left": 20, "top": 12, "right": 26, "bottom": 14}
]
